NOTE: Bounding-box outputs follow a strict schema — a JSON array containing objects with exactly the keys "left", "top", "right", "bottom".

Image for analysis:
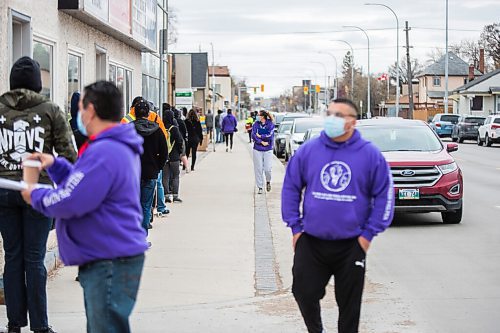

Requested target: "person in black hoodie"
[
  {"left": 173, "top": 108, "right": 190, "bottom": 172},
  {"left": 161, "top": 109, "right": 184, "bottom": 203},
  {"left": 133, "top": 100, "right": 168, "bottom": 234},
  {"left": 184, "top": 109, "right": 203, "bottom": 171},
  {"left": 69, "top": 92, "right": 87, "bottom": 150}
]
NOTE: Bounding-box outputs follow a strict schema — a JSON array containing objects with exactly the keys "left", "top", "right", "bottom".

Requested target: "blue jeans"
[
  {"left": 216, "top": 127, "right": 222, "bottom": 143},
  {"left": 78, "top": 254, "right": 145, "bottom": 333},
  {"left": 156, "top": 171, "right": 167, "bottom": 213},
  {"left": 0, "top": 189, "right": 52, "bottom": 331},
  {"left": 140, "top": 179, "right": 156, "bottom": 234}
]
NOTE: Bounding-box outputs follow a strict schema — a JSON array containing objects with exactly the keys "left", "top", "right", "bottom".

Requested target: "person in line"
[
  {"left": 162, "top": 108, "right": 184, "bottom": 203},
  {"left": 219, "top": 109, "right": 228, "bottom": 143},
  {"left": 21, "top": 81, "right": 148, "bottom": 333},
  {"left": 121, "top": 97, "right": 169, "bottom": 140},
  {"left": 184, "top": 109, "right": 203, "bottom": 172},
  {"left": 0, "top": 57, "right": 77, "bottom": 333},
  {"left": 133, "top": 100, "right": 168, "bottom": 234},
  {"left": 173, "top": 108, "right": 190, "bottom": 173},
  {"left": 245, "top": 112, "right": 255, "bottom": 143},
  {"left": 252, "top": 110, "right": 275, "bottom": 194},
  {"left": 69, "top": 92, "right": 87, "bottom": 150},
  {"left": 282, "top": 98, "right": 394, "bottom": 333},
  {"left": 221, "top": 109, "right": 238, "bottom": 152},
  {"left": 215, "top": 110, "right": 223, "bottom": 143},
  {"left": 206, "top": 109, "right": 214, "bottom": 143}
]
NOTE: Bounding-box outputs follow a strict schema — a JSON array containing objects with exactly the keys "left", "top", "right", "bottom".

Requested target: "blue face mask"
[
  {"left": 324, "top": 116, "right": 346, "bottom": 138},
  {"left": 77, "top": 111, "right": 88, "bottom": 137}
]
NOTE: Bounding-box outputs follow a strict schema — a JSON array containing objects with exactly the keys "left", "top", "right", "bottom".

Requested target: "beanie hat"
[{"left": 10, "top": 56, "right": 42, "bottom": 93}]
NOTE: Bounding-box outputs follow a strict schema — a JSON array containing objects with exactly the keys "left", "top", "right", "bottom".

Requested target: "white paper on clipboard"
[{"left": 0, "top": 178, "right": 53, "bottom": 191}]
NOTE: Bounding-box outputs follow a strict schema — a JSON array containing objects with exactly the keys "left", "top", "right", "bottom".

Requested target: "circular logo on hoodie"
[{"left": 320, "top": 161, "right": 352, "bottom": 192}]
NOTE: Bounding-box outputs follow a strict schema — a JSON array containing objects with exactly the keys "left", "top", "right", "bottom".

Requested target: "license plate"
[{"left": 399, "top": 189, "right": 420, "bottom": 200}]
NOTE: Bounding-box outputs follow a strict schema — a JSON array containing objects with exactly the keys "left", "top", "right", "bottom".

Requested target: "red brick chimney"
[
  {"left": 468, "top": 64, "right": 475, "bottom": 81},
  {"left": 479, "top": 48, "right": 485, "bottom": 74}
]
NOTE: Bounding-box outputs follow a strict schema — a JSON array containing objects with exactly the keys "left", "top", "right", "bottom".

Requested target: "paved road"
[{"left": 364, "top": 139, "right": 500, "bottom": 332}]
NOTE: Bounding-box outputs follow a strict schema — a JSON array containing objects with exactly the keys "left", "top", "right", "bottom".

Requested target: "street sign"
[{"left": 175, "top": 89, "right": 193, "bottom": 108}]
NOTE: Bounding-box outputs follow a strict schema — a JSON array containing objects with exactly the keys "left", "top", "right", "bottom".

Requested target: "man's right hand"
[{"left": 293, "top": 232, "right": 303, "bottom": 251}]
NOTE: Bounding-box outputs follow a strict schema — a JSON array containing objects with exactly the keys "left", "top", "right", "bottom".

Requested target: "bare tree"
[
  {"left": 481, "top": 22, "right": 500, "bottom": 69},
  {"left": 425, "top": 48, "right": 445, "bottom": 65},
  {"left": 388, "top": 57, "right": 423, "bottom": 84}
]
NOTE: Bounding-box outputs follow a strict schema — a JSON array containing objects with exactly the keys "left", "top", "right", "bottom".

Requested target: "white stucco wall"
[
  {"left": 0, "top": 0, "right": 142, "bottom": 111},
  {"left": 210, "top": 76, "right": 232, "bottom": 111}
]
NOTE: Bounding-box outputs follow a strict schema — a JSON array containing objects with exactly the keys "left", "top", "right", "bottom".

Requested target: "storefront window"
[
  {"left": 33, "top": 41, "right": 53, "bottom": 99},
  {"left": 109, "top": 63, "right": 132, "bottom": 115},
  {"left": 68, "top": 53, "right": 82, "bottom": 112}
]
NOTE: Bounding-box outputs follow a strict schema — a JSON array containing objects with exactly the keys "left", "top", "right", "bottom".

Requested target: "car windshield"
[
  {"left": 308, "top": 128, "right": 322, "bottom": 139},
  {"left": 283, "top": 115, "right": 309, "bottom": 123},
  {"left": 464, "top": 117, "right": 485, "bottom": 125},
  {"left": 294, "top": 120, "right": 324, "bottom": 133},
  {"left": 358, "top": 125, "right": 443, "bottom": 152},
  {"left": 440, "top": 115, "right": 460, "bottom": 123},
  {"left": 275, "top": 114, "right": 285, "bottom": 124},
  {"left": 279, "top": 123, "right": 292, "bottom": 133},
  {"left": 494, "top": 118, "right": 500, "bottom": 124}
]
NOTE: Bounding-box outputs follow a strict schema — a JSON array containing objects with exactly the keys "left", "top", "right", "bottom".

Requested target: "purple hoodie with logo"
[
  {"left": 281, "top": 130, "right": 394, "bottom": 242},
  {"left": 252, "top": 120, "right": 275, "bottom": 152},
  {"left": 31, "top": 124, "right": 148, "bottom": 266}
]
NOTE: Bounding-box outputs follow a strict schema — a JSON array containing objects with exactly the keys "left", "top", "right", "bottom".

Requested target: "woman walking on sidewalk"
[
  {"left": 252, "top": 110, "right": 275, "bottom": 194},
  {"left": 221, "top": 109, "right": 238, "bottom": 152},
  {"left": 184, "top": 109, "right": 203, "bottom": 171},
  {"left": 162, "top": 109, "right": 184, "bottom": 203}
]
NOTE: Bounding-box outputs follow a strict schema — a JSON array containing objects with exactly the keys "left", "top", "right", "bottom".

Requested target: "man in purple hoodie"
[
  {"left": 21, "top": 81, "right": 148, "bottom": 333},
  {"left": 282, "top": 98, "right": 394, "bottom": 333},
  {"left": 221, "top": 109, "right": 238, "bottom": 152}
]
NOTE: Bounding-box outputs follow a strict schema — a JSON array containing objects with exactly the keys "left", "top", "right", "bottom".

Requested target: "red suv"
[{"left": 358, "top": 119, "right": 463, "bottom": 224}]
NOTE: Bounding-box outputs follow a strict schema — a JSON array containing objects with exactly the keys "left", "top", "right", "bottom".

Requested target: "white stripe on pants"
[{"left": 253, "top": 149, "right": 273, "bottom": 189}]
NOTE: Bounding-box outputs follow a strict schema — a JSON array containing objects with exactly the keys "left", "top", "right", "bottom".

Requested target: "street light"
[
  {"left": 317, "top": 51, "right": 338, "bottom": 102},
  {"left": 311, "top": 61, "right": 329, "bottom": 107},
  {"left": 210, "top": 42, "right": 216, "bottom": 152},
  {"left": 445, "top": 0, "right": 449, "bottom": 114},
  {"left": 330, "top": 40, "right": 354, "bottom": 99},
  {"left": 343, "top": 25, "right": 371, "bottom": 118},
  {"left": 365, "top": 3, "right": 400, "bottom": 114}
]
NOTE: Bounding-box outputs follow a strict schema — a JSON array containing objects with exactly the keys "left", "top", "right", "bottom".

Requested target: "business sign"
[
  {"left": 84, "top": 0, "right": 109, "bottom": 22},
  {"left": 175, "top": 89, "right": 193, "bottom": 107},
  {"left": 109, "top": 0, "right": 131, "bottom": 34}
]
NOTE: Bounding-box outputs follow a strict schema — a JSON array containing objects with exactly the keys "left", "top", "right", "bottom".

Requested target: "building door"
[{"left": 95, "top": 45, "right": 107, "bottom": 81}]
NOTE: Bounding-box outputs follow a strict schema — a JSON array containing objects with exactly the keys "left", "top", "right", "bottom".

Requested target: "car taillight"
[
  {"left": 435, "top": 123, "right": 441, "bottom": 128},
  {"left": 492, "top": 124, "right": 500, "bottom": 130}
]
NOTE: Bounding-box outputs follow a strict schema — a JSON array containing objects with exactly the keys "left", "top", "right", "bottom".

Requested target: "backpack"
[{"left": 166, "top": 125, "right": 175, "bottom": 155}]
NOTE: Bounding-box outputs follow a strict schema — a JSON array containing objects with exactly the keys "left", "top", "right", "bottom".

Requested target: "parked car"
[
  {"left": 358, "top": 118, "right": 463, "bottom": 224},
  {"left": 285, "top": 117, "right": 324, "bottom": 161},
  {"left": 281, "top": 113, "right": 310, "bottom": 125},
  {"left": 429, "top": 113, "right": 460, "bottom": 137},
  {"left": 451, "top": 115, "right": 485, "bottom": 143},
  {"left": 303, "top": 127, "right": 322, "bottom": 143},
  {"left": 273, "top": 121, "right": 293, "bottom": 157},
  {"left": 477, "top": 115, "right": 500, "bottom": 147},
  {"left": 272, "top": 112, "right": 287, "bottom": 132}
]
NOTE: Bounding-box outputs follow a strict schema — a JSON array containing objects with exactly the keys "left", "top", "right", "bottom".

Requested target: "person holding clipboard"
[{"left": 252, "top": 110, "right": 275, "bottom": 194}]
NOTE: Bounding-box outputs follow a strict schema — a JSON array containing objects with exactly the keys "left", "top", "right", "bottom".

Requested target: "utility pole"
[{"left": 405, "top": 21, "right": 415, "bottom": 119}]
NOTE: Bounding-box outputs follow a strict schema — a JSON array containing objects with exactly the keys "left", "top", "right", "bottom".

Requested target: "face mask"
[
  {"left": 77, "top": 111, "right": 88, "bottom": 137},
  {"left": 324, "top": 116, "right": 346, "bottom": 138}
]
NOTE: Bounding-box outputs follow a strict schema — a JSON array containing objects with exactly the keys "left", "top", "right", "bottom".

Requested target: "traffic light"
[
  {"left": 235, "top": 95, "right": 238, "bottom": 103},
  {"left": 261, "top": 84, "right": 265, "bottom": 92},
  {"left": 303, "top": 86, "right": 309, "bottom": 95},
  {"left": 315, "top": 85, "right": 321, "bottom": 93}
]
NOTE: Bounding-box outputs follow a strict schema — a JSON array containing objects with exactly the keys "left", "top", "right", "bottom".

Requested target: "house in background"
[
  {"left": 452, "top": 68, "right": 500, "bottom": 116},
  {"left": 417, "top": 51, "right": 483, "bottom": 110},
  {"left": 208, "top": 66, "right": 233, "bottom": 111}
]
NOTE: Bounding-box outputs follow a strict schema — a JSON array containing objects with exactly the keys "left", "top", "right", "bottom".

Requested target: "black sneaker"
[
  {"left": 34, "top": 327, "right": 57, "bottom": 333},
  {"left": 166, "top": 197, "right": 172, "bottom": 203},
  {"left": 258, "top": 188, "right": 263, "bottom": 195},
  {"left": 147, "top": 224, "right": 153, "bottom": 230},
  {"left": 173, "top": 197, "right": 183, "bottom": 203},
  {"left": 266, "top": 182, "right": 271, "bottom": 192},
  {"left": 7, "top": 326, "right": 20, "bottom": 333}
]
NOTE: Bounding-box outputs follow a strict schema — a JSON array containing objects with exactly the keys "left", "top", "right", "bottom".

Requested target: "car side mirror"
[{"left": 447, "top": 143, "right": 459, "bottom": 153}]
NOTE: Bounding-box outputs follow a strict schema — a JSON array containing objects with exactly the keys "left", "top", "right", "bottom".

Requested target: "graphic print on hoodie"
[{"left": 282, "top": 130, "right": 394, "bottom": 242}]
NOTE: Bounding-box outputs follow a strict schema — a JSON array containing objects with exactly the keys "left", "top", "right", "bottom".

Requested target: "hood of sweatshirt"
[
  {"left": 93, "top": 123, "right": 144, "bottom": 156},
  {"left": 134, "top": 118, "right": 160, "bottom": 137},
  {"left": 0, "top": 88, "right": 47, "bottom": 111}
]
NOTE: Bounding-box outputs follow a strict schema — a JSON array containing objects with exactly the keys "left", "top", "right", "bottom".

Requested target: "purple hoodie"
[
  {"left": 252, "top": 120, "right": 275, "bottom": 152},
  {"left": 31, "top": 124, "right": 148, "bottom": 266},
  {"left": 221, "top": 113, "right": 238, "bottom": 134},
  {"left": 281, "top": 130, "right": 394, "bottom": 242}
]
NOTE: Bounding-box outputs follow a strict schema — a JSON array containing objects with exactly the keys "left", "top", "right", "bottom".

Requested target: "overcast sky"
[{"left": 169, "top": 0, "right": 499, "bottom": 97}]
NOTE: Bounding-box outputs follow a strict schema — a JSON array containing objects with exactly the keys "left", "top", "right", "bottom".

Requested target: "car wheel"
[
  {"left": 442, "top": 207, "right": 462, "bottom": 224},
  {"left": 486, "top": 134, "right": 493, "bottom": 147},
  {"left": 477, "top": 135, "right": 483, "bottom": 146}
]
